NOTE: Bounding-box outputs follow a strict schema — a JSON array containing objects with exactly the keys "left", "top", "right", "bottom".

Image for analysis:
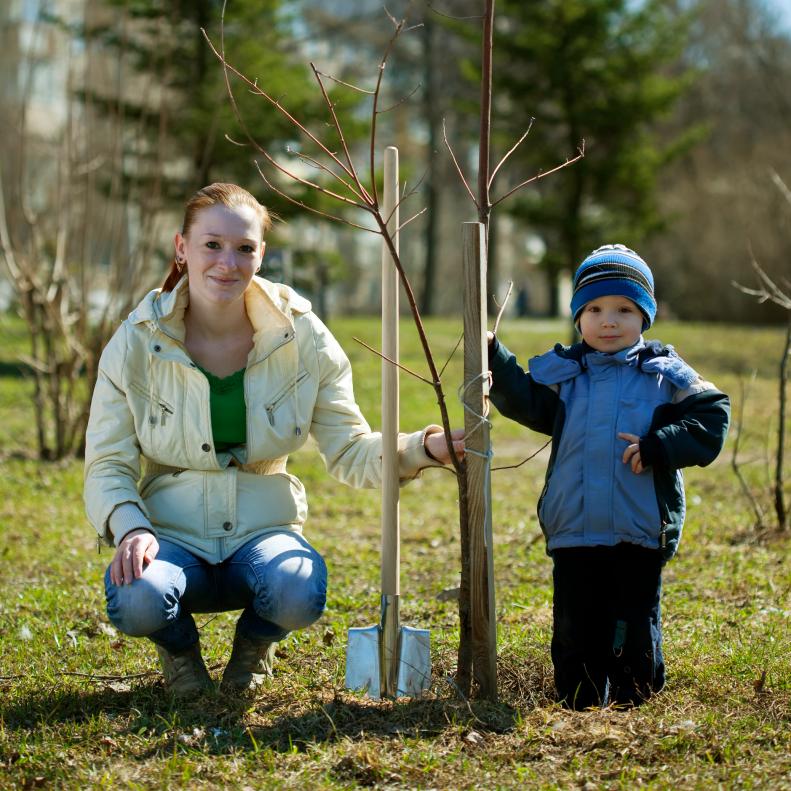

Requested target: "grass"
[{"left": 0, "top": 313, "right": 788, "bottom": 790}]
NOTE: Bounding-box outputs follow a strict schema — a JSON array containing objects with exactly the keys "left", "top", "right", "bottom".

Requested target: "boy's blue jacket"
[{"left": 489, "top": 336, "right": 730, "bottom": 561}]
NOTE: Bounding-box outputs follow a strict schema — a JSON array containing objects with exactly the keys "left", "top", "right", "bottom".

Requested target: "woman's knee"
[
  {"left": 104, "top": 565, "right": 178, "bottom": 637},
  {"left": 253, "top": 551, "right": 327, "bottom": 631}
]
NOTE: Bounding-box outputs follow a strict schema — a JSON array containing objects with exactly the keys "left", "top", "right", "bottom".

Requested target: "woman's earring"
[{"left": 176, "top": 257, "right": 186, "bottom": 271}]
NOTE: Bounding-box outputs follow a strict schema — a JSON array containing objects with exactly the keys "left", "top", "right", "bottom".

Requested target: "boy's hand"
[{"left": 618, "top": 432, "right": 645, "bottom": 474}]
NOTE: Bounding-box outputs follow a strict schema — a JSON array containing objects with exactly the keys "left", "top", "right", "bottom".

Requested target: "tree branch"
[
  {"left": 442, "top": 119, "right": 479, "bottom": 209},
  {"left": 254, "top": 163, "right": 377, "bottom": 233},
  {"left": 488, "top": 118, "right": 535, "bottom": 189},
  {"left": 310, "top": 63, "right": 373, "bottom": 205},
  {"left": 491, "top": 280, "right": 514, "bottom": 335},
  {"left": 491, "top": 142, "right": 586, "bottom": 207},
  {"left": 368, "top": 14, "right": 406, "bottom": 209},
  {"left": 352, "top": 336, "right": 434, "bottom": 386}
]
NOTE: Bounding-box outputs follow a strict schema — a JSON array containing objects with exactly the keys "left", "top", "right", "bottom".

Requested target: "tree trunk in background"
[{"left": 420, "top": 15, "right": 439, "bottom": 316}]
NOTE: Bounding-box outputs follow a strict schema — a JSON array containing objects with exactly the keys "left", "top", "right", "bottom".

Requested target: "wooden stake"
[
  {"left": 462, "top": 221, "right": 497, "bottom": 700},
  {"left": 381, "top": 146, "right": 400, "bottom": 696}
]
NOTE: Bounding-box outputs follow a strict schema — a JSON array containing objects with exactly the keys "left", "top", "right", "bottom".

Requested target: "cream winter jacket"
[{"left": 84, "top": 276, "right": 443, "bottom": 563}]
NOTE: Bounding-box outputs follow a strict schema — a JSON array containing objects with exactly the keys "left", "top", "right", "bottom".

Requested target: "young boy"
[{"left": 488, "top": 244, "right": 730, "bottom": 709}]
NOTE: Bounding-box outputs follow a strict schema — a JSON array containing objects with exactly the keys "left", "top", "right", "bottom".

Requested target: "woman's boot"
[
  {"left": 221, "top": 633, "right": 276, "bottom": 693},
  {"left": 155, "top": 642, "right": 213, "bottom": 696}
]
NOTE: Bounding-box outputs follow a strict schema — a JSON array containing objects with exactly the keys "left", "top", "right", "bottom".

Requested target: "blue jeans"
[{"left": 105, "top": 531, "right": 327, "bottom": 654}]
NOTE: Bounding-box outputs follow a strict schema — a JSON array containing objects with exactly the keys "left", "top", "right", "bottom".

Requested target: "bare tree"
[
  {"left": 733, "top": 253, "right": 791, "bottom": 532},
  {"left": 0, "top": 5, "right": 167, "bottom": 459}
]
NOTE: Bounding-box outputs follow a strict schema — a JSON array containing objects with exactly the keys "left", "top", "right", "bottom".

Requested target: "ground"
[{"left": 0, "top": 315, "right": 788, "bottom": 789}]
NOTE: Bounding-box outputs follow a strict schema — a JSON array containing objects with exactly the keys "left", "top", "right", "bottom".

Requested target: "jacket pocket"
[
  {"left": 128, "top": 381, "right": 175, "bottom": 427},
  {"left": 263, "top": 370, "right": 311, "bottom": 427}
]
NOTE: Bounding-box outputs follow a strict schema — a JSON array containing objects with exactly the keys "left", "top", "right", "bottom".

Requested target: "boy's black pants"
[{"left": 551, "top": 543, "right": 665, "bottom": 710}]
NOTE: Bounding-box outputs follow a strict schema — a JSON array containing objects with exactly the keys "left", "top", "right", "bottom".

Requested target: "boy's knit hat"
[{"left": 570, "top": 244, "right": 656, "bottom": 329}]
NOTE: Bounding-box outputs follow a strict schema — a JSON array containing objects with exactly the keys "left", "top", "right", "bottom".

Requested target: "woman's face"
[{"left": 175, "top": 203, "right": 265, "bottom": 308}]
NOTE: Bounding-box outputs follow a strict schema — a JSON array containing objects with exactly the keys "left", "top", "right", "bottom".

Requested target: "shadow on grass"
[{"left": 1, "top": 679, "right": 521, "bottom": 751}]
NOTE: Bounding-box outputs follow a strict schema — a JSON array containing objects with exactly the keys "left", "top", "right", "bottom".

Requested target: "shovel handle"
[{"left": 381, "top": 146, "right": 400, "bottom": 597}]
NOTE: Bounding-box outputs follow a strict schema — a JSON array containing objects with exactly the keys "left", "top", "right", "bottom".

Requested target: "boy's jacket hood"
[{"left": 529, "top": 338, "right": 700, "bottom": 391}]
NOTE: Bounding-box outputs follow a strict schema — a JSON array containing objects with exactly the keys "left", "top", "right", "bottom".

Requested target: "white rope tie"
[{"left": 458, "top": 372, "right": 494, "bottom": 461}]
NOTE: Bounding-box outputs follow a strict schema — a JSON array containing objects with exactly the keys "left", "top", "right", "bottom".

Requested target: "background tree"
[
  {"left": 645, "top": 0, "right": 791, "bottom": 323},
  {"left": 484, "top": 0, "right": 695, "bottom": 314},
  {"left": 71, "top": 0, "right": 332, "bottom": 208}
]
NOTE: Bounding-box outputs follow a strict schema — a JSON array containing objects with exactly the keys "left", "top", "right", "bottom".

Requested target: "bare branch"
[
  {"left": 377, "top": 81, "right": 422, "bottom": 114},
  {"left": 313, "top": 69, "right": 375, "bottom": 95},
  {"left": 492, "top": 439, "right": 551, "bottom": 472},
  {"left": 369, "top": 15, "right": 407, "bottom": 208},
  {"left": 488, "top": 118, "right": 535, "bottom": 189},
  {"left": 254, "top": 164, "right": 377, "bottom": 234},
  {"left": 491, "top": 141, "right": 586, "bottom": 207},
  {"left": 731, "top": 374, "right": 766, "bottom": 528},
  {"left": 439, "top": 331, "right": 464, "bottom": 379},
  {"left": 379, "top": 167, "right": 430, "bottom": 229},
  {"left": 207, "top": 10, "right": 358, "bottom": 185},
  {"left": 733, "top": 255, "right": 791, "bottom": 311},
  {"left": 352, "top": 336, "right": 434, "bottom": 386},
  {"left": 443, "top": 119, "right": 479, "bottom": 209},
  {"left": 258, "top": 149, "right": 369, "bottom": 211},
  {"left": 770, "top": 168, "right": 791, "bottom": 209},
  {"left": 395, "top": 207, "right": 428, "bottom": 233},
  {"left": 402, "top": 166, "right": 429, "bottom": 201},
  {"left": 310, "top": 63, "right": 373, "bottom": 205},
  {"left": 286, "top": 145, "right": 368, "bottom": 203},
  {"left": 492, "top": 280, "right": 514, "bottom": 336},
  {"left": 427, "top": 3, "right": 483, "bottom": 21}
]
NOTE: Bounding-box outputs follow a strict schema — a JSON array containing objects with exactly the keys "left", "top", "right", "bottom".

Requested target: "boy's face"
[{"left": 578, "top": 295, "right": 644, "bottom": 353}]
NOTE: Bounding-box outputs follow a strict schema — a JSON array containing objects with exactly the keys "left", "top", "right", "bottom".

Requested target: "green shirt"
[{"left": 197, "top": 365, "right": 247, "bottom": 451}]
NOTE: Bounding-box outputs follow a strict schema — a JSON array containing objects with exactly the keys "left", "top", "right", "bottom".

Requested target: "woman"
[{"left": 84, "top": 183, "right": 461, "bottom": 696}]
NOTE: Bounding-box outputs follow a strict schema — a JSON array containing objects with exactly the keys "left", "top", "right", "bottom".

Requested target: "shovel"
[{"left": 344, "top": 146, "right": 431, "bottom": 699}]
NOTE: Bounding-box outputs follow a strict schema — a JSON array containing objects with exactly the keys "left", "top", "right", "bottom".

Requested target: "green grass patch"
[{"left": 0, "top": 315, "right": 788, "bottom": 789}]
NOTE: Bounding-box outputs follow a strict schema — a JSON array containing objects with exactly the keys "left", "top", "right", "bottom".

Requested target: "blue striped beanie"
[{"left": 570, "top": 244, "right": 656, "bottom": 329}]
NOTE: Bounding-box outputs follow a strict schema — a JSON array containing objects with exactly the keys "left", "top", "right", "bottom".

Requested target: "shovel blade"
[
  {"left": 396, "top": 625, "right": 431, "bottom": 697},
  {"left": 345, "top": 624, "right": 431, "bottom": 699},
  {"left": 345, "top": 625, "right": 381, "bottom": 698}
]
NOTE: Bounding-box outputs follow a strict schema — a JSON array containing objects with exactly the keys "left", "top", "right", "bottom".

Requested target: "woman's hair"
[{"left": 162, "top": 182, "right": 273, "bottom": 292}]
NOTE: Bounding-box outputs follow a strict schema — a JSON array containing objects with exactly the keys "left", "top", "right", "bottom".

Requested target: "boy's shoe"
[
  {"left": 221, "top": 634, "right": 276, "bottom": 693},
  {"left": 155, "top": 643, "right": 213, "bottom": 696}
]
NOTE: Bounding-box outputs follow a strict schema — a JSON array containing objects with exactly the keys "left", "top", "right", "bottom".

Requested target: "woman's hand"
[
  {"left": 425, "top": 428, "right": 466, "bottom": 465},
  {"left": 618, "top": 432, "right": 645, "bottom": 474},
  {"left": 110, "top": 529, "right": 159, "bottom": 586}
]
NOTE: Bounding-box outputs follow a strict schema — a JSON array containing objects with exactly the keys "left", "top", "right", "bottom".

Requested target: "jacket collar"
[
  {"left": 127, "top": 275, "right": 312, "bottom": 347},
  {"left": 584, "top": 337, "right": 645, "bottom": 368}
]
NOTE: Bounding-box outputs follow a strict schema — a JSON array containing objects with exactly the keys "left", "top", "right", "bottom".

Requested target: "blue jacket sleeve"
[
  {"left": 639, "top": 389, "right": 731, "bottom": 469},
  {"left": 488, "top": 337, "right": 559, "bottom": 435}
]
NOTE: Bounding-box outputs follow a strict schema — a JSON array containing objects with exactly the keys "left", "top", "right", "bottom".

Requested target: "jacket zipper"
[
  {"left": 128, "top": 381, "right": 175, "bottom": 426},
  {"left": 265, "top": 370, "right": 309, "bottom": 426}
]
